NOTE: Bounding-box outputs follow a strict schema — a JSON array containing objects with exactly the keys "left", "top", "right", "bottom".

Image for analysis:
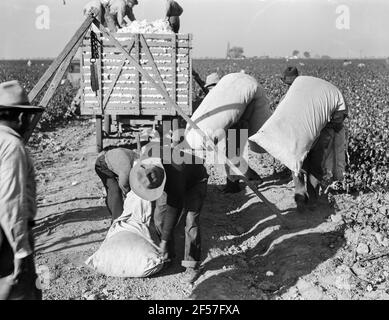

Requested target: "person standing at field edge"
[{"left": 0, "top": 80, "right": 43, "bottom": 300}]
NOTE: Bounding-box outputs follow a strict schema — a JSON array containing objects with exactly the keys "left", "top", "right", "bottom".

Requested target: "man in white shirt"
[
  {"left": 285, "top": 76, "right": 347, "bottom": 209},
  {"left": 0, "top": 81, "right": 43, "bottom": 300}
]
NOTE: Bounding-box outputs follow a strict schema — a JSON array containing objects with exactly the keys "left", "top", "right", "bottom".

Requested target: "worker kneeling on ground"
[
  {"left": 185, "top": 72, "right": 272, "bottom": 193},
  {"left": 95, "top": 145, "right": 208, "bottom": 283},
  {"left": 130, "top": 148, "right": 209, "bottom": 284},
  {"left": 249, "top": 76, "right": 348, "bottom": 210}
]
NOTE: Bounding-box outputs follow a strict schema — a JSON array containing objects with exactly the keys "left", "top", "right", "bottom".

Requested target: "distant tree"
[
  {"left": 292, "top": 50, "right": 299, "bottom": 57},
  {"left": 321, "top": 55, "right": 332, "bottom": 59},
  {"left": 303, "top": 51, "right": 311, "bottom": 59},
  {"left": 228, "top": 47, "right": 244, "bottom": 59}
]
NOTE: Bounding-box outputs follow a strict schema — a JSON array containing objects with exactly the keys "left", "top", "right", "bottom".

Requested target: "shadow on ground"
[
  {"left": 34, "top": 206, "right": 109, "bottom": 254},
  {"left": 190, "top": 184, "right": 345, "bottom": 299}
]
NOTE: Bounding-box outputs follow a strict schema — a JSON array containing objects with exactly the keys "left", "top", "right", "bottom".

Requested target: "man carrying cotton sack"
[
  {"left": 249, "top": 76, "right": 348, "bottom": 210},
  {"left": 185, "top": 72, "right": 272, "bottom": 193}
]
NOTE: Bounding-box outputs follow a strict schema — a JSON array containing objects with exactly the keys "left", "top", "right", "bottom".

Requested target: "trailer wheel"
[{"left": 96, "top": 115, "right": 103, "bottom": 152}]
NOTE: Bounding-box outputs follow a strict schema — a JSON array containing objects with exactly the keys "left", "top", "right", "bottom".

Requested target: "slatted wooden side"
[{"left": 81, "top": 33, "right": 192, "bottom": 116}]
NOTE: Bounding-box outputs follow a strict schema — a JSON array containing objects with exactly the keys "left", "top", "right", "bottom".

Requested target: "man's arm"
[
  {"left": 158, "top": 165, "right": 185, "bottom": 254},
  {"left": 125, "top": 6, "right": 136, "bottom": 22},
  {"left": 158, "top": 204, "right": 181, "bottom": 259},
  {"left": 0, "top": 142, "right": 32, "bottom": 262}
]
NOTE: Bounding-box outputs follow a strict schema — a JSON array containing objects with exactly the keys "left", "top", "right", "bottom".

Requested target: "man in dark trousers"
[
  {"left": 129, "top": 149, "right": 208, "bottom": 284},
  {"left": 166, "top": 0, "right": 183, "bottom": 33},
  {"left": 0, "top": 80, "right": 43, "bottom": 300},
  {"left": 95, "top": 147, "right": 139, "bottom": 222}
]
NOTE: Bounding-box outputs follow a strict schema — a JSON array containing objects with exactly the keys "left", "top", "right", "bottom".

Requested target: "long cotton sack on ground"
[
  {"left": 249, "top": 76, "right": 346, "bottom": 174},
  {"left": 185, "top": 73, "right": 271, "bottom": 151},
  {"left": 85, "top": 191, "right": 166, "bottom": 278}
]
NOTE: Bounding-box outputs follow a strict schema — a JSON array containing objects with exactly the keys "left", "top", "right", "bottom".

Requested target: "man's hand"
[
  {"left": 83, "top": 0, "right": 101, "bottom": 17},
  {"left": 118, "top": 174, "right": 130, "bottom": 197},
  {"left": 159, "top": 240, "right": 170, "bottom": 262},
  {"left": 12, "top": 257, "right": 28, "bottom": 283}
]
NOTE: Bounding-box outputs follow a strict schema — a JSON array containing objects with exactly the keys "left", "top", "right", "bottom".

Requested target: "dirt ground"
[{"left": 29, "top": 120, "right": 389, "bottom": 300}]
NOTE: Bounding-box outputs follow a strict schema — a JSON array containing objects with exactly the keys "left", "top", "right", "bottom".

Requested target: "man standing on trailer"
[
  {"left": 166, "top": 0, "right": 183, "bottom": 33},
  {"left": 84, "top": 0, "right": 138, "bottom": 32},
  {"left": 0, "top": 81, "right": 43, "bottom": 300}
]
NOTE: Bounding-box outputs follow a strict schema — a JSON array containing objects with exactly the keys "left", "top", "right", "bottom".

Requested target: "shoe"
[
  {"left": 180, "top": 268, "right": 200, "bottom": 285},
  {"left": 277, "top": 167, "right": 292, "bottom": 181},
  {"left": 294, "top": 194, "right": 307, "bottom": 212},
  {"left": 162, "top": 258, "right": 173, "bottom": 270}
]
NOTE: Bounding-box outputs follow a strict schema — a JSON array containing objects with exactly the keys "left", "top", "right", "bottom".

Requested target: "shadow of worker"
[{"left": 191, "top": 227, "right": 346, "bottom": 300}]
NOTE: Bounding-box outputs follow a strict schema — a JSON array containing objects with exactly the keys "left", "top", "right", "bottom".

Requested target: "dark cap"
[{"left": 281, "top": 66, "right": 299, "bottom": 85}]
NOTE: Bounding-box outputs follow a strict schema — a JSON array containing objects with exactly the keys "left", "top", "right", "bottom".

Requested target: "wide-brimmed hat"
[
  {"left": 0, "top": 81, "right": 43, "bottom": 112},
  {"left": 205, "top": 73, "right": 220, "bottom": 88},
  {"left": 129, "top": 157, "right": 166, "bottom": 201},
  {"left": 281, "top": 66, "right": 299, "bottom": 85}
]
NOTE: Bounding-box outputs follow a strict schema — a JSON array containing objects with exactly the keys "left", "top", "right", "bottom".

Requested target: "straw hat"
[
  {"left": 205, "top": 73, "right": 220, "bottom": 88},
  {"left": 0, "top": 81, "right": 43, "bottom": 112},
  {"left": 129, "top": 157, "right": 166, "bottom": 201}
]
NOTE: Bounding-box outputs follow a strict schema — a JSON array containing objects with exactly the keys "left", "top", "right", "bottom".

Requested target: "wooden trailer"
[{"left": 80, "top": 31, "right": 193, "bottom": 151}]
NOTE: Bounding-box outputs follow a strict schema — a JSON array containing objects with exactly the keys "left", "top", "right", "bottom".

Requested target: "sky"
[{"left": 0, "top": 0, "right": 388, "bottom": 59}]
